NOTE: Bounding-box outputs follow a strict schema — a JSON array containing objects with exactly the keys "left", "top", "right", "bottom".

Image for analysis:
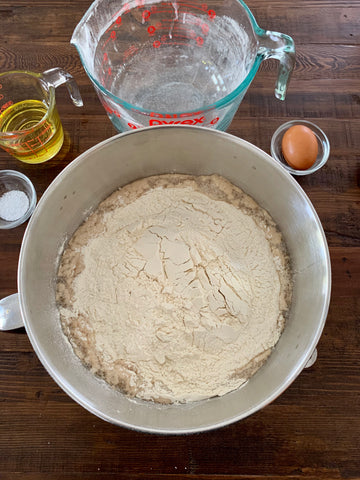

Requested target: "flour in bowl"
[{"left": 56, "top": 174, "right": 292, "bottom": 403}]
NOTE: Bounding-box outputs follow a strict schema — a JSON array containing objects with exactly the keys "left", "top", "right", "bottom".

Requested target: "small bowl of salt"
[{"left": 0, "top": 170, "right": 37, "bottom": 229}]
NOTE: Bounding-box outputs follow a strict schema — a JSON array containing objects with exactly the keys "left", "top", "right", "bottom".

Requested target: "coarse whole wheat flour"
[{"left": 56, "top": 174, "right": 292, "bottom": 403}]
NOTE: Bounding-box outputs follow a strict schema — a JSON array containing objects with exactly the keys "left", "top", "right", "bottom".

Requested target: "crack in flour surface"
[{"left": 56, "top": 174, "right": 292, "bottom": 403}]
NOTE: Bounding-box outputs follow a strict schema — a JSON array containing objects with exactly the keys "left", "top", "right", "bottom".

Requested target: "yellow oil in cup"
[
  {"left": 0, "top": 99, "right": 64, "bottom": 163},
  {"left": 0, "top": 69, "right": 83, "bottom": 164}
]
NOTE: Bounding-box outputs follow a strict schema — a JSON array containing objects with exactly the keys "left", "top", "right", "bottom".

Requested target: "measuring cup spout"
[
  {"left": 42, "top": 68, "right": 83, "bottom": 107},
  {"left": 70, "top": 0, "right": 108, "bottom": 82},
  {"left": 258, "top": 31, "right": 295, "bottom": 101}
]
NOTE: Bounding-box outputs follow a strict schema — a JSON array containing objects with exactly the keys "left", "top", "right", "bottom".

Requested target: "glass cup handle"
[
  {"left": 258, "top": 31, "right": 295, "bottom": 101},
  {"left": 41, "top": 68, "right": 83, "bottom": 107}
]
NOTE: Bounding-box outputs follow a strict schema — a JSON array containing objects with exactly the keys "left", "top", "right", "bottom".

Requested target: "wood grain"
[{"left": 0, "top": 0, "right": 359, "bottom": 479}]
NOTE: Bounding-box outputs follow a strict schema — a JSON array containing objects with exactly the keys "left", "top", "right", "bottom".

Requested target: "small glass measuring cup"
[
  {"left": 0, "top": 68, "right": 83, "bottom": 164},
  {"left": 72, "top": 0, "right": 295, "bottom": 132}
]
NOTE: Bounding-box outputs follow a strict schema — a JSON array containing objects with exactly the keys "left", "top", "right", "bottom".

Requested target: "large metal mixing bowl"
[{"left": 18, "top": 126, "right": 331, "bottom": 433}]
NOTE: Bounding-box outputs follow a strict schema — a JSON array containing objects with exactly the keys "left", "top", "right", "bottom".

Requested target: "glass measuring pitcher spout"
[{"left": 71, "top": 0, "right": 295, "bottom": 132}]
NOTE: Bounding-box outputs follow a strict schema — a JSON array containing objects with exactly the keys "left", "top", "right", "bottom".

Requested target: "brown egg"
[{"left": 281, "top": 125, "right": 319, "bottom": 170}]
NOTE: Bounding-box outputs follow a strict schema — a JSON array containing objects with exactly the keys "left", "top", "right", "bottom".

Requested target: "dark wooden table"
[{"left": 1, "top": 1, "right": 359, "bottom": 478}]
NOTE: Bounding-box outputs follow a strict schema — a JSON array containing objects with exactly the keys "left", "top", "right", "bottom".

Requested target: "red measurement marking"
[
  {"left": 150, "top": 8, "right": 174, "bottom": 15},
  {"left": 208, "top": 9, "right": 216, "bottom": 19},
  {"left": 151, "top": 23, "right": 198, "bottom": 39},
  {"left": 142, "top": 9, "right": 151, "bottom": 20},
  {"left": 202, "top": 23, "right": 209, "bottom": 34},
  {"left": 153, "top": 40, "right": 161, "bottom": 48},
  {"left": 172, "top": 25, "right": 199, "bottom": 36},
  {"left": 158, "top": 18, "right": 180, "bottom": 22},
  {"left": 110, "top": 30, "right": 116, "bottom": 39},
  {"left": 102, "top": 37, "right": 111, "bottom": 49},
  {"left": 108, "top": 67, "right": 112, "bottom": 76},
  {"left": 148, "top": 25, "right": 156, "bottom": 35},
  {"left": 150, "top": 112, "right": 203, "bottom": 119},
  {"left": 171, "top": 24, "right": 194, "bottom": 32},
  {"left": 123, "top": 45, "right": 139, "bottom": 61},
  {"left": 196, "top": 36, "right": 204, "bottom": 46},
  {"left": 105, "top": 14, "right": 122, "bottom": 33},
  {"left": 181, "top": 111, "right": 204, "bottom": 118},
  {"left": 21, "top": 123, "right": 52, "bottom": 154},
  {"left": 172, "top": 33, "right": 195, "bottom": 41},
  {"left": 101, "top": 100, "right": 121, "bottom": 118},
  {"left": 0, "top": 100, "right": 13, "bottom": 113},
  {"left": 210, "top": 117, "right": 220, "bottom": 125},
  {"left": 176, "top": 2, "right": 210, "bottom": 12},
  {"left": 160, "top": 34, "right": 189, "bottom": 45},
  {"left": 103, "top": 52, "right": 108, "bottom": 62},
  {"left": 128, "top": 122, "right": 140, "bottom": 129},
  {"left": 157, "top": 40, "right": 194, "bottom": 47}
]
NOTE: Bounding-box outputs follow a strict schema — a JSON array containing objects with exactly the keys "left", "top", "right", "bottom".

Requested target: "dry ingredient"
[
  {"left": 0, "top": 190, "right": 29, "bottom": 222},
  {"left": 56, "top": 174, "right": 292, "bottom": 404}
]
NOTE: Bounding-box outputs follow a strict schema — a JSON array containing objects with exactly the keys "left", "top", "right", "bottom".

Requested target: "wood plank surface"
[{"left": 0, "top": 0, "right": 359, "bottom": 479}]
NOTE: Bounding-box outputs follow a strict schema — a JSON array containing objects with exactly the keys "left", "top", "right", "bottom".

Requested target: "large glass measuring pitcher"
[{"left": 72, "top": 0, "right": 295, "bottom": 131}]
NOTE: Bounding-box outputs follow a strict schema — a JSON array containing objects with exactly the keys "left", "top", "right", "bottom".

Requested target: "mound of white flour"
[{"left": 56, "top": 174, "right": 292, "bottom": 403}]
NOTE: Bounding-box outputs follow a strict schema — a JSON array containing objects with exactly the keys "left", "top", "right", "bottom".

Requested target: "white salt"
[{"left": 0, "top": 190, "right": 30, "bottom": 222}]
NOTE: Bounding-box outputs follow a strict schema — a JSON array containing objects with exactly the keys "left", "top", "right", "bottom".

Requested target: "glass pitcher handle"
[
  {"left": 258, "top": 31, "right": 295, "bottom": 101},
  {"left": 41, "top": 68, "right": 83, "bottom": 107}
]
